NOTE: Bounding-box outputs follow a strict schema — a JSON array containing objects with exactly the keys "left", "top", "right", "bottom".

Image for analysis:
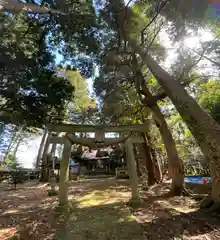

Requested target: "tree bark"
[
  {"left": 146, "top": 133, "right": 162, "bottom": 183},
  {"left": 152, "top": 105, "right": 185, "bottom": 195},
  {"left": 0, "top": 1, "right": 66, "bottom": 15},
  {"left": 59, "top": 138, "right": 72, "bottom": 207},
  {"left": 142, "top": 133, "right": 156, "bottom": 186},
  {"left": 131, "top": 41, "right": 220, "bottom": 207},
  {"left": 0, "top": 122, "right": 5, "bottom": 138},
  {"left": 3, "top": 126, "right": 18, "bottom": 162},
  {"left": 134, "top": 142, "right": 151, "bottom": 187},
  {"left": 12, "top": 126, "right": 25, "bottom": 157},
  {"left": 40, "top": 132, "right": 51, "bottom": 182},
  {"left": 36, "top": 128, "right": 48, "bottom": 168}
]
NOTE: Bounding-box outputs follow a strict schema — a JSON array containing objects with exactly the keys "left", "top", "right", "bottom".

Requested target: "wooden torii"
[{"left": 37, "top": 122, "right": 149, "bottom": 207}]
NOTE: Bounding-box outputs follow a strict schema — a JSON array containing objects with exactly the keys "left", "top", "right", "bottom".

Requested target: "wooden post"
[
  {"left": 59, "top": 138, "right": 72, "bottom": 207},
  {"left": 125, "top": 139, "right": 141, "bottom": 204},
  {"left": 36, "top": 128, "right": 48, "bottom": 168}
]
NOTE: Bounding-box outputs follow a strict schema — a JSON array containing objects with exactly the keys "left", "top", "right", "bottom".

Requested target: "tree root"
[
  {"left": 55, "top": 204, "right": 69, "bottom": 216},
  {"left": 127, "top": 197, "right": 143, "bottom": 208},
  {"left": 142, "top": 184, "right": 149, "bottom": 191},
  {"left": 200, "top": 194, "right": 213, "bottom": 210},
  {"left": 169, "top": 186, "right": 191, "bottom": 197},
  {"left": 202, "top": 202, "right": 220, "bottom": 213},
  {"left": 199, "top": 194, "right": 220, "bottom": 213}
]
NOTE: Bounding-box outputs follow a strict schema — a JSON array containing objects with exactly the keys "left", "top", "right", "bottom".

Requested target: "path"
[{"left": 57, "top": 178, "right": 145, "bottom": 240}]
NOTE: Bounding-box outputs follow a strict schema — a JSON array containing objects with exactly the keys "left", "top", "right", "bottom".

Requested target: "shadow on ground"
[
  {"left": 57, "top": 201, "right": 144, "bottom": 240},
  {"left": 133, "top": 182, "right": 220, "bottom": 240},
  {"left": 57, "top": 178, "right": 144, "bottom": 240},
  {"left": 140, "top": 208, "right": 220, "bottom": 239},
  {"left": 0, "top": 182, "right": 62, "bottom": 240}
]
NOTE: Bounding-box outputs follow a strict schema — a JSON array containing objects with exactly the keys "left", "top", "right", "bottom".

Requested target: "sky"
[
  {"left": 17, "top": 135, "right": 42, "bottom": 168},
  {"left": 160, "top": 28, "right": 216, "bottom": 73}
]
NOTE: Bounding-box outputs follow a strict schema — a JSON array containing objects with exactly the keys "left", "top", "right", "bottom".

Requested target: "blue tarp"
[
  {"left": 184, "top": 177, "right": 212, "bottom": 184},
  {"left": 70, "top": 160, "right": 79, "bottom": 167}
]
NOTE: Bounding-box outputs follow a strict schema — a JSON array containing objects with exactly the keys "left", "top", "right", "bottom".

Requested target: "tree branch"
[
  {"left": 0, "top": 0, "right": 67, "bottom": 15},
  {"left": 140, "top": 0, "right": 170, "bottom": 39}
]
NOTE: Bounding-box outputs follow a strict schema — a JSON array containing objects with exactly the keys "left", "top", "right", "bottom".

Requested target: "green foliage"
[
  {"left": 198, "top": 80, "right": 220, "bottom": 123},
  {"left": 49, "top": 0, "right": 99, "bottom": 56},
  {"left": 9, "top": 169, "right": 27, "bottom": 188},
  {"left": 0, "top": 13, "right": 75, "bottom": 127},
  {"left": 5, "top": 154, "right": 26, "bottom": 188},
  {"left": 0, "top": 0, "right": 100, "bottom": 127},
  {"left": 4, "top": 154, "right": 18, "bottom": 169},
  {"left": 58, "top": 68, "right": 98, "bottom": 124},
  {"left": 47, "top": 189, "right": 58, "bottom": 196}
]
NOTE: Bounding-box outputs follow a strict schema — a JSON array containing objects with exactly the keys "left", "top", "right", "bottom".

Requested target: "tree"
[
  {"left": 0, "top": 13, "right": 75, "bottom": 127},
  {"left": 0, "top": 0, "right": 100, "bottom": 211},
  {"left": 198, "top": 80, "right": 220, "bottom": 123},
  {"left": 4, "top": 153, "right": 26, "bottom": 189},
  {"left": 94, "top": 37, "right": 184, "bottom": 194},
  {"left": 94, "top": 0, "right": 220, "bottom": 208},
  {"left": 60, "top": 68, "right": 98, "bottom": 124},
  {"left": 124, "top": 2, "right": 220, "bottom": 210},
  {"left": 0, "top": 0, "right": 66, "bottom": 14},
  {"left": 94, "top": 57, "right": 163, "bottom": 186},
  {"left": 0, "top": 0, "right": 100, "bottom": 127}
]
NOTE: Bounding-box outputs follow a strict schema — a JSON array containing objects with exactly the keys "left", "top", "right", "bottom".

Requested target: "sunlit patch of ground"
[{"left": 58, "top": 179, "right": 145, "bottom": 240}]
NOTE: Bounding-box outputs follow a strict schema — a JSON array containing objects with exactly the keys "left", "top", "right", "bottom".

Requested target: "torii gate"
[{"left": 37, "top": 122, "right": 149, "bottom": 207}]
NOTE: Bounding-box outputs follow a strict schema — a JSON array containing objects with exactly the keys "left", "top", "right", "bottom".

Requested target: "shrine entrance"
[{"left": 37, "top": 122, "right": 149, "bottom": 206}]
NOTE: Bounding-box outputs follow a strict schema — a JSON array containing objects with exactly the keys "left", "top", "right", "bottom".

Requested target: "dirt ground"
[
  {"left": 0, "top": 178, "right": 220, "bottom": 240},
  {"left": 57, "top": 178, "right": 144, "bottom": 240},
  {"left": 135, "top": 182, "right": 220, "bottom": 240}
]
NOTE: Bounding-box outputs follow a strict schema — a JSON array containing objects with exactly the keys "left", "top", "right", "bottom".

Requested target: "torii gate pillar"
[
  {"left": 125, "top": 138, "right": 141, "bottom": 204},
  {"left": 59, "top": 137, "right": 72, "bottom": 207}
]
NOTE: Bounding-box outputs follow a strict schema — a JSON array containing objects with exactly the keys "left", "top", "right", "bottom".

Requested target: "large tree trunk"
[
  {"left": 0, "top": 0, "right": 66, "bottom": 14},
  {"left": 0, "top": 122, "right": 5, "bottom": 138},
  {"left": 135, "top": 141, "right": 154, "bottom": 187},
  {"left": 134, "top": 65, "right": 185, "bottom": 195},
  {"left": 36, "top": 128, "right": 48, "bottom": 168},
  {"left": 40, "top": 133, "right": 51, "bottom": 182},
  {"left": 152, "top": 105, "right": 185, "bottom": 195},
  {"left": 131, "top": 41, "right": 220, "bottom": 209},
  {"left": 142, "top": 133, "right": 157, "bottom": 186},
  {"left": 3, "top": 126, "right": 18, "bottom": 162},
  {"left": 145, "top": 133, "right": 162, "bottom": 183},
  {"left": 12, "top": 126, "right": 25, "bottom": 156}
]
